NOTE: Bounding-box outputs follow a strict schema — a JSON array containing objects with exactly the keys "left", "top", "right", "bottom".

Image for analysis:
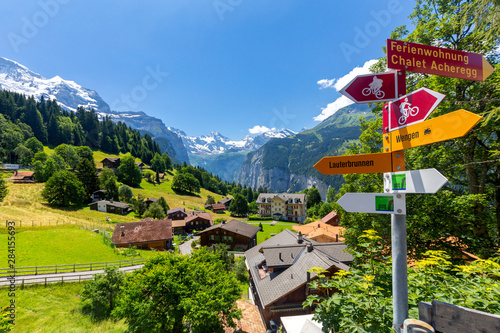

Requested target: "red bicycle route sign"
[
  {"left": 339, "top": 71, "right": 398, "bottom": 103},
  {"left": 386, "top": 87, "right": 445, "bottom": 131}
]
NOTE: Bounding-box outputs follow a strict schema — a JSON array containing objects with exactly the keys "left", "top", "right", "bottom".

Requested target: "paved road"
[
  {"left": 0, "top": 264, "right": 144, "bottom": 287},
  {"left": 178, "top": 236, "right": 199, "bottom": 255}
]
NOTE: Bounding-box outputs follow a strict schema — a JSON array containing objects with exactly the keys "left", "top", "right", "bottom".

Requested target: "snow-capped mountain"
[
  {"left": 0, "top": 57, "right": 110, "bottom": 112},
  {"left": 169, "top": 128, "right": 297, "bottom": 155}
]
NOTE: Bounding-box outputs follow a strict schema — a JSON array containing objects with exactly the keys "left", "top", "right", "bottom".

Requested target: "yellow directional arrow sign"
[{"left": 383, "top": 109, "right": 482, "bottom": 152}]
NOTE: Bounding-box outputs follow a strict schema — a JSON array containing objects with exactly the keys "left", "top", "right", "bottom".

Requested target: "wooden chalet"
[
  {"left": 111, "top": 218, "right": 173, "bottom": 250},
  {"left": 199, "top": 220, "right": 260, "bottom": 251},
  {"left": 101, "top": 157, "right": 120, "bottom": 169},
  {"left": 7, "top": 171, "right": 35, "bottom": 183},
  {"left": 167, "top": 207, "right": 188, "bottom": 220},
  {"left": 144, "top": 197, "right": 159, "bottom": 208},
  {"left": 321, "top": 210, "right": 340, "bottom": 226},
  {"left": 91, "top": 190, "right": 107, "bottom": 203},
  {"left": 218, "top": 197, "right": 233, "bottom": 209},
  {"left": 211, "top": 203, "right": 226, "bottom": 213},
  {"left": 135, "top": 161, "right": 145, "bottom": 171},
  {"left": 184, "top": 211, "right": 212, "bottom": 233},
  {"left": 245, "top": 230, "right": 353, "bottom": 329},
  {"left": 89, "top": 200, "right": 132, "bottom": 215}
]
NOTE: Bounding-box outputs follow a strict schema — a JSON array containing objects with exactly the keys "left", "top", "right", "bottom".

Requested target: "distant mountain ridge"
[
  {"left": 237, "top": 103, "right": 375, "bottom": 197},
  {"left": 170, "top": 128, "right": 297, "bottom": 155}
]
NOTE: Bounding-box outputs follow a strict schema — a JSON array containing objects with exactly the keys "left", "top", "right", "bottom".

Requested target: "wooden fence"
[
  {"left": 1, "top": 266, "right": 140, "bottom": 288},
  {"left": 418, "top": 300, "right": 500, "bottom": 333},
  {"left": 3, "top": 219, "right": 114, "bottom": 230},
  {"left": 0, "top": 258, "right": 146, "bottom": 277}
]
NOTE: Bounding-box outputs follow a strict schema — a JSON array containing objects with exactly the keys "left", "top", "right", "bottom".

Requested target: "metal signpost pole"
[{"left": 392, "top": 212, "right": 408, "bottom": 332}]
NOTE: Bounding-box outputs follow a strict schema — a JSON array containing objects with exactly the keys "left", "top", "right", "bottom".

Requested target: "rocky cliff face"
[{"left": 238, "top": 149, "right": 330, "bottom": 198}]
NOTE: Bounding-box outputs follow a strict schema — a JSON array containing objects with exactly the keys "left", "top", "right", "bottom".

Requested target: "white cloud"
[
  {"left": 249, "top": 125, "right": 276, "bottom": 134},
  {"left": 313, "top": 96, "right": 354, "bottom": 122},
  {"left": 313, "top": 59, "right": 378, "bottom": 121},
  {"left": 317, "top": 78, "right": 336, "bottom": 89}
]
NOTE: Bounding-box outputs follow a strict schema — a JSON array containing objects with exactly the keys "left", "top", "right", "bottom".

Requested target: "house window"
[
  {"left": 210, "top": 235, "right": 215, "bottom": 240},
  {"left": 196, "top": 221, "right": 199, "bottom": 225},
  {"left": 228, "top": 236, "right": 233, "bottom": 242},
  {"left": 223, "top": 236, "right": 227, "bottom": 241}
]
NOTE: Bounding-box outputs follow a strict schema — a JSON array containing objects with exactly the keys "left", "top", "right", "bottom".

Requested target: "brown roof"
[
  {"left": 198, "top": 220, "right": 260, "bottom": 238},
  {"left": 212, "top": 203, "right": 226, "bottom": 210},
  {"left": 321, "top": 211, "right": 340, "bottom": 223},
  {"left": 219, "top": 197, "right": 233, "bottom": 205},
  {"left": 167, "top": 207, "right": 187, "bottom": 215},
  {"left": 293, "top": 222, "right": 345, "bottom": 242},
  {"left": 111, "top": 219, "right": 173, "bottom": 245},
  {"left": 101, "top": 157, "right": 120, "bottom": 163},
  {"left": 186, "top": 212, "right": 212, "bottom": 224},
  {"left": 8, "top": 171, "right": 35, "bottom": 180},
  {"left": 90, "top": 200, "right": 131, "bottom": 209}
]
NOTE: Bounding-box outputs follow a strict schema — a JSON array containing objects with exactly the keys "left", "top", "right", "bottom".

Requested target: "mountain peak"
[{"left": 0, "top": 57, "right": 110, "bottom": 113}]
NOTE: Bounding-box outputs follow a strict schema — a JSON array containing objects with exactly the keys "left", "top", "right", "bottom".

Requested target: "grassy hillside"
[
  {"left": 0, "top": 168, "right": 232, "bottom": 226},
  {"left": 0, "top": 283, "right": 127, "bottom": 333},
  {"left": 0, "top": 226, "right": 155, "bottom": 267}
]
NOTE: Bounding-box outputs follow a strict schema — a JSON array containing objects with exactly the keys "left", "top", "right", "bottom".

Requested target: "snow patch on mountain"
[{"left": 0, "top": 57, "right": 110, "bottom": 113}]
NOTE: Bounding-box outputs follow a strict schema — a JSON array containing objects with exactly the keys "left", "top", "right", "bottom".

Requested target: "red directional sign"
[
  {"left": 387, "top": 39, "right": 495, "bottom": 82},
  {"left": 339, "top": 72, "right": 398, "bottom": 104},
  {"left": 387, "top": 87, "right": 445, "bottom": 131}
]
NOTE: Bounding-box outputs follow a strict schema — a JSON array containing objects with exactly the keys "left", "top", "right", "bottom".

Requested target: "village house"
[
  {"left": 89, "top": 200, "right": 132, "bottom": 215},
  {"left": 256, "top": 193, "right": 307, "bottom": 223},
  {"left": 219, "top": 197, "right": 233, "bottom": 209},
  {"left": 91, "top": 190, "right": 107, "bottom": 203},
  {"left": 211, "top": 203, "right": 226, "bottom": 213},
  {"left": 199, "top": 220, "right": 260, "bottom": 251},
  {"left": 144, "top": 197, "right": 159, "bottom": 208},
  {"left": 292, "top": 222, "right": 345, "bottom": 243},
  {"left": 111, "top": 218, "right": 173, "bottom": 250},
  {"left": 6, "top": 170, "right": 35, "bottom": 183},
  {"left": 245, "top": 229, "right": 353, "bottom": 329},
  {"left": 167, "top": 207, "right": 188, "bottom": 220},
  {"left": 321, "top": 210, "right": 341, "bottom": 226},
  {"left": 184, "top": 211, "right": 213, "bottom": 233},
  {"left": 101, "top": 157, "right": 120, "bottom": 169}
]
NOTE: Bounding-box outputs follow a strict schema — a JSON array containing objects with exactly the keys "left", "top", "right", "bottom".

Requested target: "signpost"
[
  {"left": 387, "top": 87, "right": 445, "bottom": 131},
  {"left": 383, "top": 109, "right": 483, "bottom": 153},
  {"left": 313, "top": 151, "right": 405, "bottom": 175},
  {"left": 319, "top": 37, "right": 492, "bottom": 333},
  {"left": 383, "top": 168, "right": 448, "bottom": 194},
  {"left": 339, "top": 71, "right": 399, "bottom": 103},
  {"left": 338, "top": 193, "right": 406, "bottom": 215},
  {"left": 387, "top": 39, "right": 495, "bottom": 82}
]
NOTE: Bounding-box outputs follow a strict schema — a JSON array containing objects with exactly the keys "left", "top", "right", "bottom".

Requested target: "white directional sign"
[
  {"left": 338, "top": 193, "right": 406, "bottom": 215},
  {"left": 383, "top": 168, "right": 448, "bottom": 194}
]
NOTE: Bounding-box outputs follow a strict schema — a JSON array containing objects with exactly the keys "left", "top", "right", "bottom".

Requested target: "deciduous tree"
[
  {"left": 113, "top": 248, "right": 241, "bottom": 333},
  {"left": 42, "top": 170, "right": 85, "bottom": 207}
]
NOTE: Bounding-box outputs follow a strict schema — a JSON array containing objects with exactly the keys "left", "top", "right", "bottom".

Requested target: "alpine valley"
[{"left": 0, "top": 57, "right": 374, "bottom": 195}]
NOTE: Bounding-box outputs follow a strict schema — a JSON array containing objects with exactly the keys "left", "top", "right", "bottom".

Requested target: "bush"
[{"left": 81, "top": 267, "right": 124, "bottom": 321}]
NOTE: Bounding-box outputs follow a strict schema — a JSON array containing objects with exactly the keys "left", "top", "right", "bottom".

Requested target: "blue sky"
[{"left": 1, "top": 0, "right": 415, "bottom": 139}]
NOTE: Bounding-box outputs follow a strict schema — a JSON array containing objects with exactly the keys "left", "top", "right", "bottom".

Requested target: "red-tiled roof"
[
  {"left": 321, "top": 211, "right": 340, "bottom": 224},
  {"left": 111, "top": 219, "right": 172, "bottom": 245},
  {"left": 212, "top": 203, "right": 226, "bottom": 210}
]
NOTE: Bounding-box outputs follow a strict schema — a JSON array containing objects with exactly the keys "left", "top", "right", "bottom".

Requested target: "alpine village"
[{"left": 1, "top": 1, "right": 500, "bottom": 333}]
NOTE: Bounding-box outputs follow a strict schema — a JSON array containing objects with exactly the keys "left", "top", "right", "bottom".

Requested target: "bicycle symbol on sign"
[
  {"left": 362, "top": 76, "right": 385, "bottom": 99},
  {"left": 397, "top": 97, "right": 419, "bottom": 125}
]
